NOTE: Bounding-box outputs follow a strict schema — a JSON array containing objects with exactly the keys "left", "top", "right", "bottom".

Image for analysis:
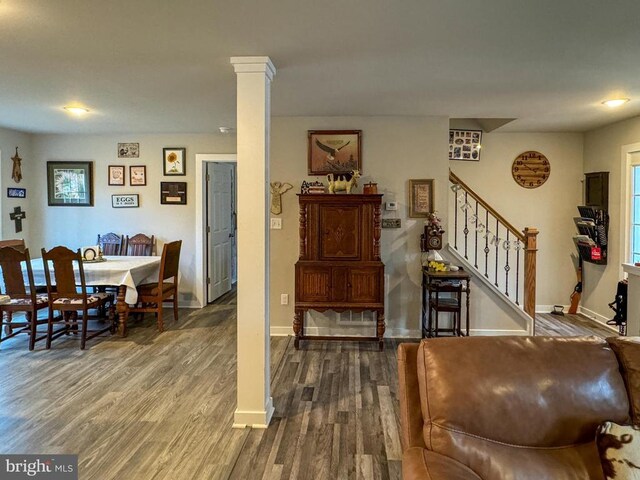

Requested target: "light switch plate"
[
  {"left": 270, "top": 218, "right": 282, "bottom": 229},
  {"left": 280, "top": 293, "right": 289, "bottom": 305}
]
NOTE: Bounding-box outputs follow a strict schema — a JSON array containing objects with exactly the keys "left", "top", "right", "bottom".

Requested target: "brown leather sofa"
[{"left": 398, "top": 336, "right": 640, "bottom": 479}]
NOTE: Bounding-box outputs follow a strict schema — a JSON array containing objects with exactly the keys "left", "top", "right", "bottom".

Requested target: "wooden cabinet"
[{"left": 294, "top": 194, "right": 385, "bottom": 350}]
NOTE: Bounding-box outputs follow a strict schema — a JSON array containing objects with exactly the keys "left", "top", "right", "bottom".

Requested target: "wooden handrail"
[{"left": 449, "top": 170, "right": 525, "bottom": 243}]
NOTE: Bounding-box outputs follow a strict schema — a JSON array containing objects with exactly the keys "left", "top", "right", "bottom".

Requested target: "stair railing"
[{"left": 449, "top": 170, "right": 538, "bottom": 323}]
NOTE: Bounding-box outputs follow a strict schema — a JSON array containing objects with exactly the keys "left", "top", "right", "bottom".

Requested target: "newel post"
[{"left": 523, "top": 227, "right": 538, "bottom": 330}]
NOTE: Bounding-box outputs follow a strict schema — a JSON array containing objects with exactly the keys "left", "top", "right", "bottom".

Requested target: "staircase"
[{"left": 448, "top": 170, "right": 538, "bottom": 334}]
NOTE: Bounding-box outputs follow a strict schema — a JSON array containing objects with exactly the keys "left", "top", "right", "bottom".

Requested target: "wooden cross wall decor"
[{"left": 10, "top": 206, "right": 26, "bottom": 233}]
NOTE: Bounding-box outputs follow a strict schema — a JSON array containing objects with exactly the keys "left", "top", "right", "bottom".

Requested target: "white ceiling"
[{"left": 1, "top": 0, "right": 640, "bottom": 134}]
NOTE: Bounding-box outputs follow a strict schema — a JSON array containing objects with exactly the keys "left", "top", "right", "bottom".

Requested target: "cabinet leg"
[
  {"left": 377, "top": 310, "right": 385, "bottom": 351},
  {"left": 293, "top": 309, "right": 303, "bottom": 350}
]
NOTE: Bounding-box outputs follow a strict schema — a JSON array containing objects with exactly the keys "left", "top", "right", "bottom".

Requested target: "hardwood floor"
[
  {"left": 536, "top": 311, "right": 619, "bottom": 338},
  {"left": 0, "top": 291, "right": 618, "bottom": 479}
]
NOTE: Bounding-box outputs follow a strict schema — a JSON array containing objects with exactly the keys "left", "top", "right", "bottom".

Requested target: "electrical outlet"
[
  {"left": 280, "top": 293, "right": 289, "bottom": 305},
  {"left": 270, "top": 218, "right": 282, "bottom": 229}
]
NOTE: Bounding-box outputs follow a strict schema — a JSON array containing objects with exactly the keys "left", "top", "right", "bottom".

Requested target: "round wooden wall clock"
[{"left": 512, "top": 151, "right": 550, "bottom": 189}]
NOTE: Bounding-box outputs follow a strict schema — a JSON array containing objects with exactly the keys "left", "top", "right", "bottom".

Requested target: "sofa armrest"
[
  {"left": 398, "top": 342, "right": 426, "bottom": 450},
  {"left": 403, "top": 447, "right": 482, "bottom": 480}
]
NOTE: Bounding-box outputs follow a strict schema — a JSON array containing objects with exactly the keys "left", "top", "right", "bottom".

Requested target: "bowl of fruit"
[{"left": 427, "top": 260, "right": 449, "bottom": 273}]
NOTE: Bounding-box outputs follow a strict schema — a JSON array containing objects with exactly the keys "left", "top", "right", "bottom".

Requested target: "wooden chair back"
[
  {"left": 160, "top": 240, "right": 182, "bottom": 281},
  {"left": 0, "top": 239, "right": 26, "bottom": 253},
  {"left": 0, "top": 246, "right": 36, "bottom": 300},
  {"left": 125, "top": 233, "right": 155, "bottom": 256},
  {"left": 41, "top": 246, "right": 88, "bottom": 301},
  {"left": 97, "top": 232, "right": 123, "bottom": 255}
]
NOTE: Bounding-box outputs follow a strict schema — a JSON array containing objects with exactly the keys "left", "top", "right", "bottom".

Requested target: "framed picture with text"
[
  {"left": 129, "top": 165, "right": 147, "bottom": 186},
  {"left": 108, "top": 165, "right": 125, "bottom": 186},
  {"left": 112, "top": 194, "right": 139, "bottom": 208},
  {"left": 408, "top": 179, "right": 434, "bottom": 218},
  {"left": 160, "top": 181, "right": 187, "bottom": 205}
]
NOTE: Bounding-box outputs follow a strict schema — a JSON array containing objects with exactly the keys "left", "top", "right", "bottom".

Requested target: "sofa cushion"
[
  {"left": 417, "top": 336, "right": 630, "bottom": 480},
  {"left": 597, "top": 421, "right": 640, "bottom": 479},
  {"left": 402, "top": 447, "right": 482, "bottom": 480},
  {"left": 607, "top": 337, "right": 640, "bottom": 425}
]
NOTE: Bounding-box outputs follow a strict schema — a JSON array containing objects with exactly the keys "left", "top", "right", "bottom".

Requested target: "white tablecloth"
[{"left": 27, "top": 256, "right": 161, "bottom": 305}]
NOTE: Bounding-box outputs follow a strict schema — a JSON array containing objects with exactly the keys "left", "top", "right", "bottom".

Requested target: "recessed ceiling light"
[
  {"left": 602, "top": 98, "right": 630, "bottom": 108},
  {"left": 219, "top": 126, "right": 232, "bottom": 134},
  {"left": 63, "top": 106, "right": 90, "bottom": 116}
]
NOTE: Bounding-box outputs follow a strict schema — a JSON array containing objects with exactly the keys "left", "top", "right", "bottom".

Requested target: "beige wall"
[
  {"left": 0, "top": 126, "right": 34, "bottom": 243},
  {"left": 583, "top": 116, "right": 640, "bottom": 321},
  {"left": 31, "top": 133, "right": 236, "bottom": 305},
  {"left": 450, "top": 131, "right": 584, "bottom": 309},
  {"left": 269, "top": 116, "right": 449, "bottom": 335}
]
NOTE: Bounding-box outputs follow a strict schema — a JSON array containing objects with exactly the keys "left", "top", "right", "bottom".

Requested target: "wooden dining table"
[{"left": 26, "top": 255, "right": 161, "bottom": 337}]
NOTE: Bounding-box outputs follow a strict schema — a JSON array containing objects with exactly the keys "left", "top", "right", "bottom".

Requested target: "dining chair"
[
  {"left": 124, "top": 233, "right": 155, "bottom": 256},
  {"left": 0, "top": 246, "right": 50, "bottom": 350},
  {"left": 129, "top": 240, "right": 182, "bottom": 332},
  {"left": 97, "top": 232, "right": 123, "bottom": 256},
  {"left": 0, "top": 239, "right": 26, "bottom": 252},
  {"left": 41, "top": 246, "right": 115, "bottom": 349}
]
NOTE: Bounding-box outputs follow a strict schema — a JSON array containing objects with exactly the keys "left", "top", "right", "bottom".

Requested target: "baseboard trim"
[
  {"left": 578, "top": 306, "right": 619, "bottom": 333},
  {"left": 536, "top": 304, "right": 570, "bottom": 314},
  {"left": 233, "top": 397, "right": 274, "bottom": 429},
  {"left": 469, "top": 328, "right": 528, "bottom": 336},
  {"left": 270, "top": 325, "right": 421, "bottom": 338}
]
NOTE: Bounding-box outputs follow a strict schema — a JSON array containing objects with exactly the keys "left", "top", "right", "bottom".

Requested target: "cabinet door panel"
[
  {"left": 348, "top": 267, "right": 382, "bottom": 303},
  {"left": 297, "top": 266, "right": 331, "bottom": 302},
  {"left": 319, "top": 205, "right": 360, "bottom": 259}
]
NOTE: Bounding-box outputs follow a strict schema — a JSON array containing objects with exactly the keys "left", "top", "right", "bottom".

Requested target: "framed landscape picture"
[
  {"left": 108, "top": 165, "right": 125, "bottom": 186},
  {"left": 163, "top": 147, "right": 186, "bottom": 175},
  {"left": 130, "top": 165, "right": 147, "bottom": 186},
  {"left": 409, "top": 179, "right": 434, "bottom": 218},
  {"left": 47, "top": 161, "right": 94, "bottom": 207},
  {"left": 308, "top": 130, "right": 361, "bottom": 175}
]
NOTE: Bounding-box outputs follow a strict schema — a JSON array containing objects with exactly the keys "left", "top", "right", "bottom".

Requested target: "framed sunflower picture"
[{"left": 163, "top": 147, "right": 186, "bottom": 176}]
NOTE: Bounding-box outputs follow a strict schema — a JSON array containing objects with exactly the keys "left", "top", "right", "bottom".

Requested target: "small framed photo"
[
  {"left": 409, "top": 179, "right": 434, "bottom": 218},
  {"left": 308, "top": 130, "right": 361, "bottom": 175},
  {"left": 118, "top": 143, "right": 139, "bottom": 158},
  {"left": 47, "top": 161, "right": 94, "bottom": 207},
  {"left": 112, "top": 194, "right": 139, "bottom": 208},
  {"left": 163, "top": 147, "right": 186, "bottom": 176},
  {"left": 108, "top": 165, "right": 125, "bottom": 186},
  {"left": 129, "top": 165, "right": 147, "bottom": 186},
  {"left": 161, "top": 181, "right": 187, "bottom": 205},
  {"left": 449, "top": 129, "right": 482, "bottom": 161},
  {"left": 7, "top": 188, "right": 26, "bottom": 198}
]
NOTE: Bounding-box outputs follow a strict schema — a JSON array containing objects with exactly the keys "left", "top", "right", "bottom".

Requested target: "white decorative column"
[
  {"left": 623, "top": 264, "right": 640, "bottom": 336},
  {"left": 230, "top": 56, "right": 276, "bottom": 428}
]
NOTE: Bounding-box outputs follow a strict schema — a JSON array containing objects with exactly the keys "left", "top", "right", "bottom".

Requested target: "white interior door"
[{"left": 207, "top": 162, "right": 234, "bottom": 302}]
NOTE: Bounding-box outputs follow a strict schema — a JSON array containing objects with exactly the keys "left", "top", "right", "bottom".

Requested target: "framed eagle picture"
[{"left": 308, "top": 130, "right": 361, "bottom": 175}]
